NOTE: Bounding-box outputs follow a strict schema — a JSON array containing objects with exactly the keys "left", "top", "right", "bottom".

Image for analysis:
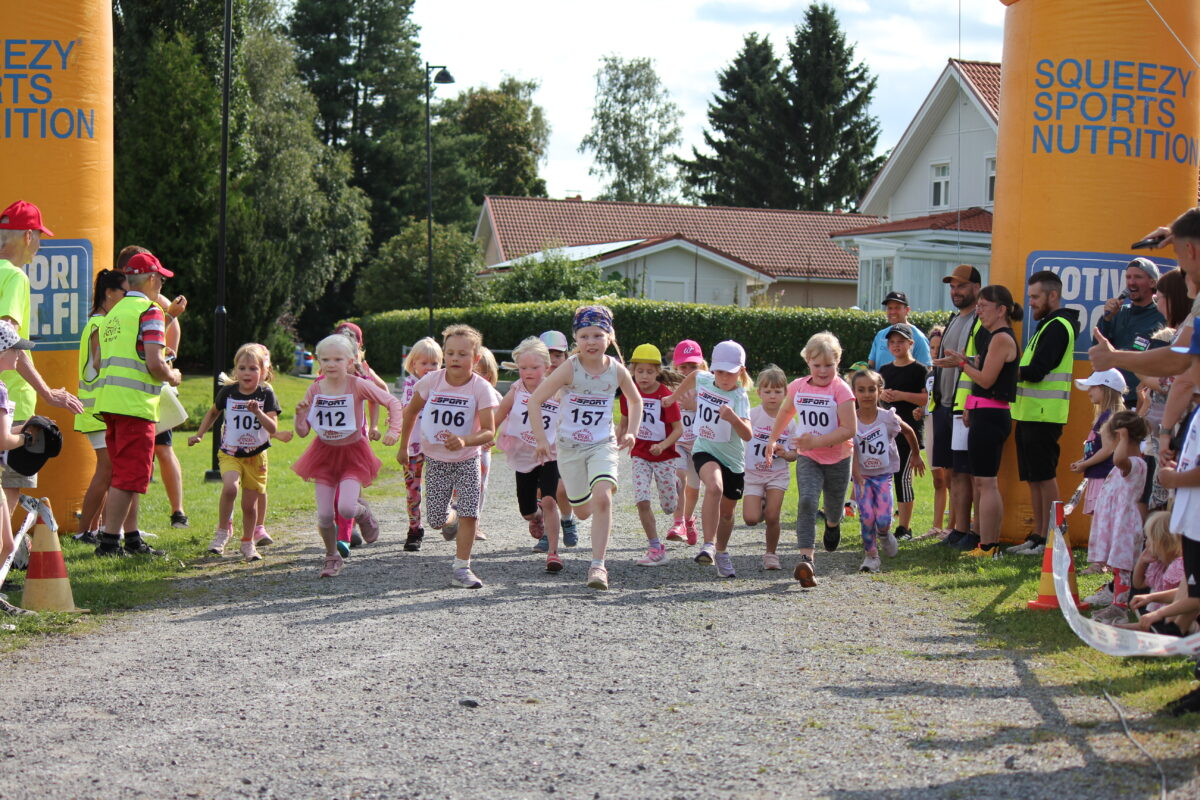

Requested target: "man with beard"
[
  {"left": 1095, "top": 257, "right": 1165, "bottom": 404},
  {"left": 1011, "top": 270, "right": 1079, "bottom": 550},
  {"left": 930, "top": 265, "right": 984, "bottom": 551}
]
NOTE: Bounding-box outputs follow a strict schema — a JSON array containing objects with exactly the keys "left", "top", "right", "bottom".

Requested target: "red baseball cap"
[
  {"left": 336, "top": 322, "right": 363, "bottom": 345},
  {"left": 123, "top": 252, "right": 175, "bottom": 278},
  {"left": 673, "top": 339, "right": 703, "bottom": 365},
  {"left": 0, "top": 200, "right": 54, "bottom": 237}
]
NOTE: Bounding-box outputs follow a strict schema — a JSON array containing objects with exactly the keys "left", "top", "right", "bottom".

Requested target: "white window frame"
[
  {"left": 984, "top": 156, "right": 996, "bottom": 205},
  {"left": 931, "top": 162, "right": 951, "bottom": 210}
]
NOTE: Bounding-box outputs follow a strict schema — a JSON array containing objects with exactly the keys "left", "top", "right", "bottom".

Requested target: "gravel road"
[{"left": 0, "top": 452, "right": 1195, "bottom": 800}]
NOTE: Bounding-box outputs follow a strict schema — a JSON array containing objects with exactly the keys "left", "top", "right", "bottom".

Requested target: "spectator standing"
[
  {"left": 1011, "top": 270, "right": 1079, "bottom": 549},
  {"left": 868, "top": 291, "right": 932, "bottom": 368},
  {"left": 878, "top": 323, "right": 928, "bottom": 540},
  {"left": 1095, "top": 257, "right": 1166, "bottom": 403}
]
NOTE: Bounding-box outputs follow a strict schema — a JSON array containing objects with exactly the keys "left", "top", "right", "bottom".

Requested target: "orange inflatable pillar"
[
  {"left": 992, "top": 0, "right": 1200, "bottom": 543},
  {"left": 0, "top": 3, "right": 113, "bottom": 519}
]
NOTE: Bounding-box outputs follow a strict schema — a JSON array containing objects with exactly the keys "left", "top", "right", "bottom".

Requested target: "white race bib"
[
  {"left": 792, "top": 392, "right": 837, "bottom": 437},
  {"left": 694, "top": 387, "right": 732, "bottom": 442},
  {"left": 558, "top": 392, "right": 613, "bottom": 444},
  {"left": 637, "top": 397, "right": 667, "bottom": 441},
  {"left": 856, "top": 420, "right": 890, "bottom": 473},
  {"left": 308, "top": 394, "right": 356, "bottom": 442},
  {"left": 421, "top": 389, "right": 476, "bottom": 445},
  {"left": 745, "top": 424, "right": 790, "bottom": 474},
  {"left": 679, "top": 403, "right": 696, "bottom": 446},
  {"left": 222, "top": 398, "right": 270, "bottom": 451},
  {"left": 506, "top": 388, "right": 560, "bottom": 447}
]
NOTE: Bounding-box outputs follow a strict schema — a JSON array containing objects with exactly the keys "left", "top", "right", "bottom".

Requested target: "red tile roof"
[
  {"left": 951, "top": 59, "right": 1000, "bottom": 122},
  {"left": 482, "top": 196, "right": 883, "bottom": 281},
  {"left": 830, "top": 207, "right": 992, "bottom": 238}
]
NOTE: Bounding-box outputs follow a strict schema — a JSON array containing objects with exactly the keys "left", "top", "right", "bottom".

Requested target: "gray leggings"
[{"left": 794, "top": 455, "right": 852, "bottom": 549}]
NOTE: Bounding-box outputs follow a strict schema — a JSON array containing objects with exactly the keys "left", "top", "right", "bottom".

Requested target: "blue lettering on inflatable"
[
  {"left": 0, "top": 38, "right": 94, "bottom": 140},
  {"left": 21, "top": 238, "right": 92, "bottom": 350}
]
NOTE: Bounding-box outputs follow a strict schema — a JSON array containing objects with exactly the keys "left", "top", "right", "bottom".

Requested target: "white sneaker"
[
  {"left": 1092, "top": 604, "right": 1129, "bottom": 625},
  {"left": 636, "top": 546, "right": 669, "bottom": 567},
  {"left": 1083, "top": 584, "right": 1114, "bottom": 607},
  {"left": 451, "top": 566, "right": 483, "bottom": 589},
  {"left": 860, "top": 554, "right": 881, "bottom": 573},
  {"left": 881, "top": 532, "right": 899, "bottom": 558},
  {"left": 208, "top": 528, "right": 232, "bottom": 554}
]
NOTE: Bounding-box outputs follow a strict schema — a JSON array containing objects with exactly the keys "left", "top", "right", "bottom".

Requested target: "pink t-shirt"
[
  {"left": 787, "top": 375, "right": 854, "bottom": 465},
  {"left": 413, "top": 370, "right": 498, "bottom": 463},
  {"left": 301, "top": 376, "right": 402, "bottom": 446}
]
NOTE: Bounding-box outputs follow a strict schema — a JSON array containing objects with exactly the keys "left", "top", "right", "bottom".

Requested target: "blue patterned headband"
[{"left": 572, "top": 305, "right": 613, "bottom": 333}]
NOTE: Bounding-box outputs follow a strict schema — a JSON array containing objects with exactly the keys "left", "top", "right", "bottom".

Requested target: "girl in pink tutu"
[{"left": 293, "top": 334, "right": 402, "bottom": 578}]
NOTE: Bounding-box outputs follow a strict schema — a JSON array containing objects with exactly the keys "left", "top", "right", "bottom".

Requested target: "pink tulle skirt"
[{"left": 291, "top": 436, "right": 382, "bottom": 487}]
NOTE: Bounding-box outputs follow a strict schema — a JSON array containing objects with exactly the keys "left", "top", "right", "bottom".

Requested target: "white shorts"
[
  {"left": 674, "top": 446, "right": 700, "bottom": 489},
  {"left": 743, "top": 469, "right": 790, "bottom": 497},
  {"left": 87, "top": 430, "right": 107, "bottom": 450},
  {"left": 557, "top": 441, "right": 618, "bottom": 506}
]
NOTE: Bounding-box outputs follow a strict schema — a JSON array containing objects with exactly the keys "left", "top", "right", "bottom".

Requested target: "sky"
[{"left": 411, "top": 0, "right": 1005, "bottom": 201}]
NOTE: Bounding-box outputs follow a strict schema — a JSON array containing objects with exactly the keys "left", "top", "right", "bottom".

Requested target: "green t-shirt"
[
  {"left": 692, "top": 371, "right": 752, "bottom": 472},
  {"left": 0, "top": 259, "right": 34, "bottom": 420}
]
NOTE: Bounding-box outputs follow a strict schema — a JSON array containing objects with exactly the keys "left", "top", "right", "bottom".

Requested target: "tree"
[
  {"left": 579, "top": 56, "right": 683, "bottom": 202},
  {"left": 486, "top": 251, "right": 625, "bottom": 304},
  {"left": 778, "top": 3, "right": 884, "bottom": 210},
  {"left": 676, "top": 34, "right": 791, "bottom": 208},
  {"left": 439, "top": 77, "right": 550, "bottom": 202},
  {"left": 355, "top": 219, "right": 488, "bottom": 313}
]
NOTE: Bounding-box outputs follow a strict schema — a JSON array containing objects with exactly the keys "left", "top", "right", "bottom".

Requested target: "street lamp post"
[{"left": 425, "top": 63, "right": 455, "bottom": 338}]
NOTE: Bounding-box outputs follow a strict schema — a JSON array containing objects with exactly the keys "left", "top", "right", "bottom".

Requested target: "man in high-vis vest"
[
  {"left": 93, "top": 252, "right": 181, "bottom": 557},
  {"left": 930, "top": 264, "right": 983, "bottom": 551},
  {"left": 1012, "top": 270, "right": 1079, "bottom": 551}
]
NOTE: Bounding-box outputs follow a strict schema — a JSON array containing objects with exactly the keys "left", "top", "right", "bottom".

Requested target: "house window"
[
  {"left": 931, "top": 163, "right": 950, "bottom": 209},
  {"left": 985, "top": 157, "right": 996, "bottom": 203}
]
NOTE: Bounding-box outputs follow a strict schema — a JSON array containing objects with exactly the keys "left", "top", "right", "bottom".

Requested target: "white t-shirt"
[
  {"left": 1171, "top": 409, "right": 1200, "bottom": 542},
  {"left": 744, "top": 405, "right": 796, "bottom": 477}
]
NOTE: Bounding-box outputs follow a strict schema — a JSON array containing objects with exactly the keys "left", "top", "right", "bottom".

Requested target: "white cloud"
[{"left": 411, "top": 0, "right": 1004, "bottom": 199}]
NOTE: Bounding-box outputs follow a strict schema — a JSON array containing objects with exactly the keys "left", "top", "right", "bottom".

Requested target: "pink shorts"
[{"left": 743, "top": 469, "right": 789, "bottom": 497}]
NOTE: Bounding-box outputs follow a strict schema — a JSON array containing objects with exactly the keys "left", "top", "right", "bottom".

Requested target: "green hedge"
[{"left": 358, "top": 299, "right": 949, "bottom": 376}]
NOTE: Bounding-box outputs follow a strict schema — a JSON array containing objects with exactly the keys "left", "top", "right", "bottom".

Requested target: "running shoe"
[
  {"left": 694, "top": 542, "right": 715, "bottom": 565},
  {"left": 685, "top": 517, "right": 698, "bottom": 546},
  {"left": 894, "top": 525, "right": 912, "bottom": 541},
  {"left": 252, "top": 525, "right": 273, "bottom": 546},
  {"left": 534, "top": 535, "right": 549, "bottom": 553},
  {"left": 336, "top": 540, "right": 351, "bottom": 558},
  {"left": 1083, "top": 584, "right": 1114, "bottom": 607},
  {"left": 882, "top": 531, "right": 899, "bottom": 558},
  {"left": 124, "top": 539, "right": 165, "bottom": 557},
  {"left": 208, "top": 528, "right": 232, "bottom": 555},
  {"left": 793, "top": 554, "right": 817, "bottom": 587},
  {"left": 240, "top": 541, "right": 262, "bottom": 562},
  {"left": 545, "top": 553, "right": 564, "bottom": 573},
  {"left": 823, "top": 523, "right": 841, "bottom": 552},
  {"left": 452, "top": 566, "right": 483, "bottom": 589},
  {"left": 586, "top": 565, "right": 609, "bottom": 590},
  {"left": 962, "top": 544, "right": 1001, "bottom": 559},
  {"left": 561, "top": 516, "right": 578, "bottom": 548},
  {"left": 403, "top": 528, "right": 424, "bottom": 552},
  {"left": 356, "top": 500, "right": 380, "bottom": 544},
  {"left": 170, "top": 511, "right": 189, "bottom": 529},
  {"left": 0, "top": 597, "right": 34, "bottom": 616},
  {"left": 714, "top": 551, "right": 736, "bottom": 578},
  {"left": 951, "top": 532, "right": 981, "bottom": 552},
  {"left": 441, "top": 512, "right": 459, "bottom": 541},
  {"left": 762, "top": 553, "right": 781, "bottom": 571},
  {"left": 636, "top": 545, "right": 669, "bottom": 567},
  {"left": 665, "top": 519, "right": 687, "bottom": 542},
  {"left": 939, "top": 530, "right": 966, "bottom": 548},
  {"left": 1092, "top": 604, "right": 1129, "bottom": 625},
  {"left": 320, "top": 553, "right": 344, "bottom": 578},
  {"left": 73, "top": 531, "right": 99, "bottom": 545},
  {"left": 529, "top": 513, "right": 545, "bottom": 540},
  {"left": 860, "top": 554, "right": 881, "bottom": 573}
]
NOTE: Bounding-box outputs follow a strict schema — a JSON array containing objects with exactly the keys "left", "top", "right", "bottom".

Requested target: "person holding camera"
[{"left": 1095, "top": 257, "right": 1166, "bottom": 402}]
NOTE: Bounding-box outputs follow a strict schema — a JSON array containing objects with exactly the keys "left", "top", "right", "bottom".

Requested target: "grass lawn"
[{"left": 5, "top": 378, "right": 1198, "bottom": 720}]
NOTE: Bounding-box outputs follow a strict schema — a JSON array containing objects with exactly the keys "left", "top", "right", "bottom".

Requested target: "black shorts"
[
  {"left": 967, "top": 407, "right": 1011, "bottom": 478},
  {"left": 1015, "top": 421, "right": 1063, "bottom": 482},
  {"left": 931, "top": 406, "right": 954, "bottom": 470},
  {"left": 1183, "top": 537, "right": 1200, "bottom": 599},
  {"left": 692, "top": 451, "right": 744, "bottom": 501},
  {"left": 515, "top": 461, "right": 560, "bottom": 518},
  {"left": 154, "top": 428, "right": 172, "bottom": 447}
]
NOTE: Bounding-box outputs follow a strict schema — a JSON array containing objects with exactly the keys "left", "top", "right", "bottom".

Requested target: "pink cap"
[{"left": 672, "top": 339, "right": 703, "bottom": 365}]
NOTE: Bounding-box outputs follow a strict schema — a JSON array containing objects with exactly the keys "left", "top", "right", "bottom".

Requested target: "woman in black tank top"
[{"left": 943, "top": 285, "right": 1024, "bottom": 556}]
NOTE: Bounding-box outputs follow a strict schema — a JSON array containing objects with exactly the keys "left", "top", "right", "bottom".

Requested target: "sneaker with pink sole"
[
  {"left": 319, "top": 553, "right": 344, "bottom": 578},
  {"left": 208, "top": 528, "right": 232, "bottom": 555},
  {"left": 684, "top": 517, "right": 698, "bottom": 546},
  {"left": 356, "top": 500, "right": 380, "bottom": 544},
  {"left": 636, "top": 545, "right": 669, "bottom": 566},
  {"left": 665, "top": 519, "right": 687, "bottom": 542},
  {"left": 529, "top": 513, "right": 545, "bottom": 540},
  {"left": 240, "top": 540, "right": 263, "bottom": 561},
  {"left": 252, "top": 525, "right": 273, "bottom": 546},
  {"left": 762, "top": 553, "right": 781, "bottom": 571}
]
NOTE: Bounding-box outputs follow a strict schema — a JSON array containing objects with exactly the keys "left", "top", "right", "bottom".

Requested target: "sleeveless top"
[
  {"left": 971, "top": 326, "right": 1019, "bottom": 404},
  {"left": 556, "top": 355, "right": 620, "bottom": 447}
]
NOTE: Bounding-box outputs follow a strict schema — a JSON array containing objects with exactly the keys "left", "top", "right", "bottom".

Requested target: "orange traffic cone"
[
  {"left": 1027, "top": 501, "right": 1088, "bottom": 611},
  {"left": 21, "top": 523, "right": 87, "bottom": 613}
]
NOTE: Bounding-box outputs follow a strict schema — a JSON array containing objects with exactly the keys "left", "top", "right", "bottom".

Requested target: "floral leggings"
[
  {"left": 853, "top": 473, "right": 893, "bottom": 555},
  {"left": 405, "top": 453, "right": 425, "bottom": 531}
]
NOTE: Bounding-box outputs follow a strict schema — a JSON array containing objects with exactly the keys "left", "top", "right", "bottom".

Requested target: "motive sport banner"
[{"left": 0, "top": 2, "right": 112, "bottom": 518}]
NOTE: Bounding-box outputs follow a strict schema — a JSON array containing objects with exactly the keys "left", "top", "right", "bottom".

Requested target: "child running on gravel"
[
  {"left": 293, "top": 334, "right": 402, "bottom": 578},
  {"left": 743, "top": 366, "right": 797, "bottom": 571},
  {"left": 619, "top": 344, "right": 684, "bottom": 567},
  {"left": 849, "top": 368, "right": 924, "bottom": 574},
  {"left": 528, "top": 305, "right": 641, "bottom": 591},
  {"left": 540, "top": 330, "right": 580, "bottom": 551},
  {"left": 667, "top": 341, "right": 752, "bottom": 578},
  {"left": 188, "top": 343, "right": 281, "bottom": 561},
  {"left": 666, "top": 340, "right": 706, "bottom": 546},
  {"left": 766, "top": 332, "right": 856, "bottom": 587},
  {"left": 495, "top": 336, "right": 563, "bottom": 572},
  {"left": 399, "top": 324, "right": 498, "bottom": 589},
  {"left": 400, "top": 337, "right": 443, "bottom": 551}
]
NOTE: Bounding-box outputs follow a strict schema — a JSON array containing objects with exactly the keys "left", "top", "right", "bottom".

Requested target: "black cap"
[
  {"left": 886, "top": 323, "right": 914, "bottom": 341},
  {"left": 882, "top": 291, "right": 909, "bottom": 306},
  {"left": 4, "top": 416, "right": 62, "bottom": 476}
]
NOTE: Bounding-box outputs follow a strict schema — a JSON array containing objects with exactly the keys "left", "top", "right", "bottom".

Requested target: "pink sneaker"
[
  {"left": 252, "top": 525, "right": 272, "bottom": 546},
  {"left": 356, "top": 500, "right": 380, "bottom": 544},
  {"left": 208, "top": 528, "right": 232, "bottom": 554},
  {"left": 665, "top": 519, "right": 686, "bottom": 542},
  {"left": 529, "top": 513, "right": 545, "bottom": 539},
  {"left": 684, "top": 517, "right": 698, "bottom": 546},
  {"left": 240, "top": 540, "right": 262, "bottom": 561},
  {"left": 319, "top": 553, "right": 344, "bottom": 578},
  {"left": 636, "top": 545, "right": 669, "bottom": 566}
]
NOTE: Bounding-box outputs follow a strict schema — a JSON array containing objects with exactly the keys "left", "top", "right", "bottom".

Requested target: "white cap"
[
  {"left": 1074, "top": 368, "right": 1126, "bottom": 394},
  {"left": 710, "top": 340, "right": 745, "bottom": 373},
  {"left": 539, "top": 330, "right": 568, "bottom": 351}
]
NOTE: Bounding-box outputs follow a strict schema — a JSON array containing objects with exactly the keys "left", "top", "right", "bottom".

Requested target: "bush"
[
  {"left": 486, "top": 251, "right": 626, "bottom": 304},
  {"left": 357, "top": 299, "right": 949, "bottom": 376}
]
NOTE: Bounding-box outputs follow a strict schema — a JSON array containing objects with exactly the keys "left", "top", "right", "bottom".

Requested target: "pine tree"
[
  {"left": 676, "top": 34, "right": 790, "bottom": 208},
  {"left": 779, "top": 3, "right": 884, "bottom": 211},
  {"left": 579, "top": 56, "right": 683, "bottom": 203}
]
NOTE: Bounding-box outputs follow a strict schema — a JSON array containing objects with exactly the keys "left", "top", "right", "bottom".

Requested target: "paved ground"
[{"left": 0, "top": 453, "right": 1195, "bottom": 799}]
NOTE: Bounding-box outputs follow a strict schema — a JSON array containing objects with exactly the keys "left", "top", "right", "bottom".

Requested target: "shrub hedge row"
[{"left": 358, "top": 299, "right": 950, "bottom": 376}]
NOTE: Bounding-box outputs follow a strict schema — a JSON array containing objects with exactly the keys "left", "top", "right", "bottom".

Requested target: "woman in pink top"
[
  {"left": 766, "top": 332, "right": 856, "bottom": 587},
  {"left": 293, "top": 334, "right": 403, "bottom": 578}
]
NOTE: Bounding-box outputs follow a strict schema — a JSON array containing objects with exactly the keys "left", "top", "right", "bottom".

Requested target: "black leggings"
[{"left": 893, "top": 433, "right": 915, "bottom": 504}]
